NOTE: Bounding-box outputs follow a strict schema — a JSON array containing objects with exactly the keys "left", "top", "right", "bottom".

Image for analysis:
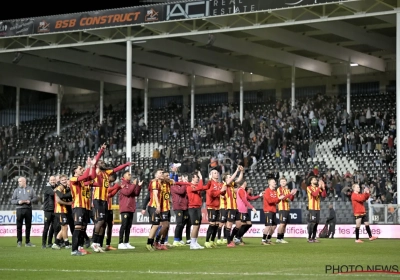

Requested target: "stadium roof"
[{"left": 0, "top": 0, "right": 397, "bottom": 94}]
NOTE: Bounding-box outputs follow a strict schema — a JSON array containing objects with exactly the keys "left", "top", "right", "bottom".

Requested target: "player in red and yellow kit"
[
  {"left": 187, "top": 171, "right": 209, "bottom": 250},
  {"left": 306, "top": 176, "right": 326, "bottom": 243},
  {"left": 91, "top": 144, "right": 131, "bottom": 252},
  {"left": 146, "top": 168, "right": 164, "bottom": 251},
  {"left": 218, "top": 166, "right": 244, "bottom": 245},
  {"left": 204, "top": 169, "right": 227, "bottom": 248},
  {"left": 276, "top": 177, "right": 296, "bottom": 243},
  {"left": 153, "top": 171, "right": 173, "bottom": 250},
  {"left": 103, "top": 174, "right": 118, "bottom": 250},
  {"left": 52, "top": 174, "right": 73, "bottom": 250},
  {"left": 351, "top": 184, "right": 378, "bottom": 243},
  {"left": 69, "top": 157, "right": 97, "bottom": 256}
]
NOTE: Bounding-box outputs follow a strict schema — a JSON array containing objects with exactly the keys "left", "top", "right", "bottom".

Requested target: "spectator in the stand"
[
  {"left": 341, "top": 116, "right": 347, "bottom": 134},
  {"left": 341, "top": 184, "right": 352, "bottom": 201},
  {"left": 338, "top": 130, "right": 347, "bottom": 151},
  {"left": 309, "top": 139, "right": 316, "bottom": 159},
  {"left": 388, "top": 135, "right": 394, "bottom": 153},
  {"left": 249, "top": 155, "right": 257, "bottom": 173},
  {"left": 152, "top": 148, "right": 160, "bottom": 167},
  {"left": 162, "top": 125, "right": 169, "bottom": 143}
]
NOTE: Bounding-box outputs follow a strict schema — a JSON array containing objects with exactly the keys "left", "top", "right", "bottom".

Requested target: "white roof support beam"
[
  {"left": 142, "top": 39, "right": 281, "bottom": 80},
  {"left": 30, "top": 49, "right": 188, "bottom": 87},
  {"left": 308, "top": 21, "right": 396, "bottom": 53},
  {"left": 245, "top": 28, "right": 385, "bottom": 72},
  {"left": 186, "top": 34, "right": 331, "bottom": 76},
  {"left": 0, "top": 53, "right": 144, "bottom": 89},
  {"left": 0, "top": 76, "right": 59, "bottom": 94},
  {"left": 79, "top": 44, "right": 234, "bottom": 84},
  {"left": 0, "top": 62, "right": 99, "bottom": 92}
]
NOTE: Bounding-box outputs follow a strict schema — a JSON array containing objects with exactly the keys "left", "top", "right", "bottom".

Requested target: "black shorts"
[
  {"left": 308, "top": 210, "right": 320, "bottom": 223},
  {"left": 44, "top": 211, "right": 55, "bottom": 224},
  {"left": 148, "top": 207, "right": 161, "bottom": 225},
  {"left": 207, "top": 209, "right": 219, "bottom": 223},
  {"left": 188, "top": 208, "right": 202, "bottom": 226},
  {"left": 265, "top": 212, "right": 277, "bottom": 226},
  {"left": 73, "top": 207, "right": 89, "bottom": 226},
  {"left": 227, "top": 209, "right": 239, "bottom": 222},
  {"left": 355, "top": 214, "right": 368, "bottom": 223},
  {"left": 93, "top": 199, "right": 107, "bottom": 222},
  {"left": 239, "top": 212, "right": 250, "bottom": 223},
  {"left": 56, "top": 213, "right": 68, "bottom": 226},
  {"left": 279, "top": 210, "right": 291, "bottom": 224},
  {"left": 175, "top": 210, "right": 189, "bottom": 225},
  {"left": 160, "top": 211, "right": 171, "bottom": 222},
  {"left": 105, "top": 210, "right": 113, "bottom": 225},
  {"left": 219, "top": 209, "right": 227, "bottom": 223},
  {"left": 90, "top": 209, "right": 95, "bottom": 223}
]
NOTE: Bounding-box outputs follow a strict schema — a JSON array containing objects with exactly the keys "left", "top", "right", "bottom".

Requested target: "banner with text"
[
  {"left": 210, "top": 0, "right": 354, "bottom": 16},
  {"left": 165, "top": 0, "right": 354, "bottom": 20},
  {"left": 134, "top": 209, "right": 209, "bottom": 224},
  {"left": 32, "top": 5, "right": 164, "bottom": 34},
  {"left": 0, "top": 224, "right": 395, "bottom": 238},
  {"left": 0, "top": 19, "right": 34, "bottom": 37},
  {"left": 0, "top": 209, "right": 300, "bottom": 225},
  {"left": 0, "top": 210, "right": 44, "bottom": 225}
]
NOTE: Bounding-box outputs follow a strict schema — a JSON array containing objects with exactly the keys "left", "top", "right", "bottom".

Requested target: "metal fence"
[{"left": 369, "top": 204, "right": 400, "bottom": 225}]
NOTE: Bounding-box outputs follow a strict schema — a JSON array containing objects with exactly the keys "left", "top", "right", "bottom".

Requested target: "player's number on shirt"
[{"left": 82, "top": 189, "right": 90, "bottom": 198}]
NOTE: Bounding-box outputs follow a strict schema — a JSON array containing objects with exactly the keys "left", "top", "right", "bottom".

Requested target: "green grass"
[{"left": 0, "top": 237, "right": 399, "bottom": 280}]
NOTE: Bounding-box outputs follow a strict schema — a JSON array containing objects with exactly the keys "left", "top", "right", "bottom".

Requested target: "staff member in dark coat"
[
  {"left": 326, "top": 204, "right": 336, "bottom": 238},
  {"left": 42, "top": 175, "right": 57, "bottom": 249}
]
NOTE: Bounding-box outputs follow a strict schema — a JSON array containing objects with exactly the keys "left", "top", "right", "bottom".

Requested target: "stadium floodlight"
[{"left": 350, "top": 63, "right": 359, "bottom": 66}]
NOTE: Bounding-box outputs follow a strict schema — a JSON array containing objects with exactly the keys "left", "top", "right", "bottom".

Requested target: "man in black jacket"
[
  {"left": 326, "top": 204, "right": 336, "bottom": 238},
  {"left": 42, "top": 176, "right": 57, "bottom": 248}
]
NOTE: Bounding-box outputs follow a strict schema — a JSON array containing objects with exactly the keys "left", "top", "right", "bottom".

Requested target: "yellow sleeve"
[
  {"left": 151, "top": 180, "right": 158, "bottom": 190},
  {"left": 105, "top": 169, "right": 114, "bottom": 175}
]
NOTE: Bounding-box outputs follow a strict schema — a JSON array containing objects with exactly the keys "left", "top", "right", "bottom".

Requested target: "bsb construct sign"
[{"left": 32, "top": 6, "right": 164, "bottom": 33}]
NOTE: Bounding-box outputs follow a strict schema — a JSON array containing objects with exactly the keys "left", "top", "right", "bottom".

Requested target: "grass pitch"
[{"left": 0, "top": 237, "right": 399, "bottom": 280}]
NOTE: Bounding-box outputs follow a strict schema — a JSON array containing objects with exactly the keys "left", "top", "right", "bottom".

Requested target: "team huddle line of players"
[{"left": 43, "top": 145, "right": 378, "bottom": 256}]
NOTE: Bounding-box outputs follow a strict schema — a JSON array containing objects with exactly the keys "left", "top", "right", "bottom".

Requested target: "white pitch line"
[{"left": 0, "top": 268, "right": 399, "bottom": 278}]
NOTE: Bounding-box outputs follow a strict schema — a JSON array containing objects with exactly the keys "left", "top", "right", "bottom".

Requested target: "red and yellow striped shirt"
[
  {"left": 307, "top": 186, "right": 326, "bottom": 210},
  {"left": 225, "top": 182, "right": 237, "bottom": 210},
  {"left": 92, "top": 170, "right": 113, "bottom": 201},
  {"left": 220, "top": 182, "right": 227, "bottom": 209},
  {"left": 160, "top": 180, "right": 172, "bottom": 212},
  {"left": 148, "top": 179, "right": 162, "bottom": 208},
  {"left": 70, "top": 177, "right": 91, "bottom": 210},
  {"left": 277, "top": 187, "right": 291, "bottom": 211},
  {"left": 54, "top": 186, "right": 68, "bottom": 214}
]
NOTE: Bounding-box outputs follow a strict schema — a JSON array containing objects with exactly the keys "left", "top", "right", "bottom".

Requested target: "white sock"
[{"left": 191, "top": 238, "right": 196, "bottom": 244}]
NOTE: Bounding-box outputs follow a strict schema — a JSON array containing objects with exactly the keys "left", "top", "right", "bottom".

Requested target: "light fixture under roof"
[{"left": 350, "top": 63, "right": 358, "bottom": 67}]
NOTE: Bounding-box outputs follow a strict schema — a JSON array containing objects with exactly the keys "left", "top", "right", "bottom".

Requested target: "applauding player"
[
  {"left": 306, "top": 176, "right": 326, "bottom": 243},
  {"left": 351, "top": 184, "right": 378, "bottom": 243},
  {"left": 276, "top": 177, "right": 296, "bottom": 243}
]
